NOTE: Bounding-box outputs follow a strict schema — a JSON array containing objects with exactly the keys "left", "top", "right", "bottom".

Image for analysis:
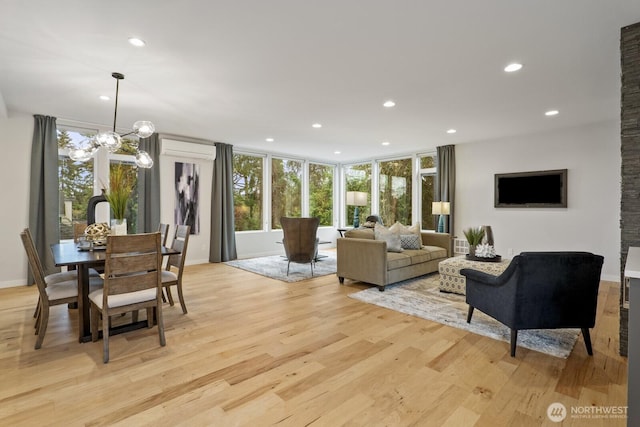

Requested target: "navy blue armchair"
[{"left": 460, "top": 252, "right": 604, "bottom": 357}]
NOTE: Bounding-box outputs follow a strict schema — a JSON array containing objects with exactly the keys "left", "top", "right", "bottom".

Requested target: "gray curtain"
[
  {"left": 137, "top": 133, "right": 161, "bottom": 232},
  {"left": 209, "top": 142, "right": 237, "bottom": 262},
  {"left": 28, "top": 115, "right": 60, "bottom": 283},
  {"left": 436, "top": 145, "right": 455, "bottom": 240}
]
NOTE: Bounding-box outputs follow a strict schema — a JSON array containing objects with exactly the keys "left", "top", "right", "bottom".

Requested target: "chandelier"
[{"left": 68, "top": 72, "right": 155, "bottom": 168}]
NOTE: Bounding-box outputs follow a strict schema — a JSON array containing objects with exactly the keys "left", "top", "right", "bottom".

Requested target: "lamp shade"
[
  {"left": 346, "top": 191, "right": 368, "bottom": 206},
  {"left": 432, "top": 201, "right": 450, "bottom": 215}
]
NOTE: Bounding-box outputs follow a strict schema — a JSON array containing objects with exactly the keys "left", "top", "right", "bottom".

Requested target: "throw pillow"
[
  {"left": 374, "top": 224, "right": 403, "bottom": 252},
  {"left": 400, "top": 234, "right": 421, "bottom": 250},
  {"left": 389, "top": 221, "right": 421, "bottom": 236}
]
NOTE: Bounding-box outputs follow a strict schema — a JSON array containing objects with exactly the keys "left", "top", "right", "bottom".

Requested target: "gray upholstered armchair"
[
  {"left": 460, "top": 251, "right": 604, "bottom": 357},
  {"left": 280, "top": 217, "right": 320, "bottom": 276}
]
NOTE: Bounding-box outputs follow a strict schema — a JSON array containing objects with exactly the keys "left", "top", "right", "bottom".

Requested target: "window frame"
[
  {"left": 377, "top": 156, "right": 414, "bottom": 226},
  {"left": 419, "top": 152, "right": 438, "bottom": 231},
  {"left": 232, "top": 151, "right": 267, "bottom": 233},
  {"left": 308, "top": 161, "right": 336, "bottom": 228},
  {"left": 57, "top": 124, "right": 139, "bottom": 240}
]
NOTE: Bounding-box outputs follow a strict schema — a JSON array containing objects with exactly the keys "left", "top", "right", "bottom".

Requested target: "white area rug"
[
  {"left": 349, "top": 273, "right": 580, "bottom": 358},
  {"left": 224, "top": 251, "right": 336, "bottom": 283}
]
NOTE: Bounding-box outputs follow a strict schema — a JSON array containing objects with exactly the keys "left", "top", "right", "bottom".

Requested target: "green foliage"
[
  {"left": 104, "top": 163, "right": 136, "bottom": 220},
  {"left": 379, "top": 158, "right": 412, "bottom": 225},
  {"left": 233, "top": 154, "right": 264, "bottom": 231},
  {"left": 421, "top": 174, "right": 436, "bottom": 230},
  {"left": 309, "top": 163, "right": 333, "bottom": 226},
  {"left": 116, "top": 138, "right": 139, "bottom": 155},
  {"left": 271, "top": 158, "right": 302, "bottom": 229},
  {"left": 463, "top": 227, "right": 485, "bottom": 245},
  {"left": 230, "top": 155, "right": 428, "bottom": 232},
  {"left": 58, "top": 130, "right": 95, "bottom": 239}
]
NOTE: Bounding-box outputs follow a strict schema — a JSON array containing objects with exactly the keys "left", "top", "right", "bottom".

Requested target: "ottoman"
[{"left": 438, "top": 257, "right": 511, "bottom": 295}]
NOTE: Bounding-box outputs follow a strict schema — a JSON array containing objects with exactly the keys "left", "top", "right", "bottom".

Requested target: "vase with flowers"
[{"left": 103, "top": 163, "right": 135, "bottom": 235}]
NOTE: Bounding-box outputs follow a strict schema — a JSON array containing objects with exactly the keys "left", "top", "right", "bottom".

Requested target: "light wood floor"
[{"left": 0, "top": 263, "right": 628, "bottom": 426}]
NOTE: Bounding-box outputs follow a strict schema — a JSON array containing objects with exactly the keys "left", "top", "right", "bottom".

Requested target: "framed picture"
[{"left": 174, "top": 162, "right": 199, "bottom": 235}]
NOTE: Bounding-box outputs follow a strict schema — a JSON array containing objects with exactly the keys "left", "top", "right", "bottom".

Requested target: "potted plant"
[
  {"left": 103, "top": 163, "right": 135, "bottom": 235},
  {"left": 463, "top": 226, "right": 485, "bottom": 257}
]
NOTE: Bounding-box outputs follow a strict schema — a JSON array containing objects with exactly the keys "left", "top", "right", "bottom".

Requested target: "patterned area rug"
[
  {"left": 224, "top": 251, "right": 336, "bottom": 283},
  {"left": 349, "top": 273, "right": 580, "bottom": 358}
]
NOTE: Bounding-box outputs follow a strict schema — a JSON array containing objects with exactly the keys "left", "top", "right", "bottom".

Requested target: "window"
[
  {"left": 58, "top": 129, "right": 95, "bottom": 240},
  {"left": 344, "top": 163, "right": 371, "bottom": 226},
  {"left": 233, "top": 153, "right": 264, "bottom": 231},
  {"left": 271, "top": 158, "right": 302, "bottom": 229},
  {"left": 57, "top": 126, "right": 140, "bottom": 238},
  {"left": 420, "top": 154, "right": 437, "bottom": 230},
  {"left": 309, "top": 163, "right": 334, "bottom": 226},
  {"left": 379, "top": 158, "right": 412, "bottom": 225}
]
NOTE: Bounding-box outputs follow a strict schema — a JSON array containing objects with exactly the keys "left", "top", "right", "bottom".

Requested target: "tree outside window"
[
  {"left": 233, "top": 154, "right": 264, "bottom": 231},
  {"left": 379, "top": 158, "right": 412, "bottom": 225},
  {"left": 309, "top": 163, "right": 334, "bottom": 226},
  {"left": 58, "top": 127, "right": 140, "bottom": 239},
  {"left": 420, "top": 155, "right": 437, "bottom": 230},
  {"left": 58, "top": 129, "right": 95, "bottom": 240},
  {"left": 272, "top": 158, "right": 302, "bottom": 229},
  {"left": 344, "top": 163, "right": 371, "bottom": 226}
]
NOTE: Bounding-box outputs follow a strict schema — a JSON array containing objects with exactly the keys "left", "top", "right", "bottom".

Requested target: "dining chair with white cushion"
[
  {"left": 20, "top": 229, "right": 103, "bottom": 349},
  {"left": 24, "top": 228, "right": 100, "bottom": 321},
  {"left": 162, "top": 225, "right": 191, "bottom": 314},
  {"left": 89, "top": 232, "right": 165, "bottom": 363}
]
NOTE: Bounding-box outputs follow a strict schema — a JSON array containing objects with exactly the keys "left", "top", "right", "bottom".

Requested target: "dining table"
[{"left": 50, "top": 241, "right": 179, "bottom": 343}]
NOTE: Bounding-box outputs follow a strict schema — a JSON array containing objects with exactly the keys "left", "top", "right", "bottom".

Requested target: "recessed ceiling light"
[
  {"left": 334, "top": 151, "right": 341, "bottom": 154},
  {"left": 545, "top": 110, "right": 559, "bottom": 116},
  {"left": 128, "top": 37, "right": 146, "bottom": 47},
  {"left": 383, "top": 100, "right": 396, "bottom": 108},
  {"left": 312, "top": 123, "right": 322, "bottom": 128},
  {"left": 382, "top": 141, "right": 390, "bottom": 146},
  {"left": 99, "top": 95, "right": 110, "bottom": 101},
  {"left": 504, "top": 63, "right": 523, "bottom": 72},
  {"left": 265, "top": 137, "right": 274, "bottom": 142},
  {"left": 446, "top": 129, "right": 457, "bottom": 134}
]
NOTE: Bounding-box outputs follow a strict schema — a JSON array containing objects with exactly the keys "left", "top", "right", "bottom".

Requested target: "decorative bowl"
[{"left": 84, "top": 222, "right": 110, "bottom": 245}]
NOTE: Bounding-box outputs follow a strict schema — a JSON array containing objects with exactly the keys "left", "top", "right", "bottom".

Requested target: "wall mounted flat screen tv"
[{"left": 494, "top": 169, "right": 567, "bottom": 208}]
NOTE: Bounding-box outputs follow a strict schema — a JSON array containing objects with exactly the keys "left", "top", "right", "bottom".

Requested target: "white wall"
[
  {"left": 0, "top": 114, "right": 33, "bottom": 287},
  {"left": 455, "top": 120, "right": 620, "bottom": 281}
]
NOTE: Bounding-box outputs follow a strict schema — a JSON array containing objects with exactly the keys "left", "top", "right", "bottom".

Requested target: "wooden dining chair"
[
  {"left": 24, "top": 228, "right": 101, "bottom": 321},
  {"left": 20, "top": 229, "right": 103, "bottom": 349},
  {"left": 162, "top": 225, "right": 191, "bottom": 314},
  {"left": 89, "top": 232, "right": 165, "bottom": 363},
  {"left": 158, "top": 223, "right": 170, "bottom": 247},
  {"left": 73, "top": 222, "right": 88, "bottom": 243}
]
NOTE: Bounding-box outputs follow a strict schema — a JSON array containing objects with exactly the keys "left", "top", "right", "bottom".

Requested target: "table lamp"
[
  {"left": 346, "top": 191, "right": 368, "bottom": 228},
  {"left": 432, "top": 201, "right": 450, "bottom": 232}
]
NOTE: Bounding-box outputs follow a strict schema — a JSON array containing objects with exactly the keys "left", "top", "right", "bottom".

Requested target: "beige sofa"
[{"left": 336, "top": 228, "right": 451, "bottom": 291}]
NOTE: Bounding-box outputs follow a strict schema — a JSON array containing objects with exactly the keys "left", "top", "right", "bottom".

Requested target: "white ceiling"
[{"left": 1, "top": 0, "right": 639, "bottom": 162}]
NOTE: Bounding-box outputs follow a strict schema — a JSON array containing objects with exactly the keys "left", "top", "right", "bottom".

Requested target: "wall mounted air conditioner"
[{"left": 160, "top": 139, "right": 216, "bottom": 161}]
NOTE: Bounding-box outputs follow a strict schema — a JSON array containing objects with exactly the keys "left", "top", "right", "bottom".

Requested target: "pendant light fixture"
[{"left": 68, "top": 72, "right": 155, "bottom": 168}]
